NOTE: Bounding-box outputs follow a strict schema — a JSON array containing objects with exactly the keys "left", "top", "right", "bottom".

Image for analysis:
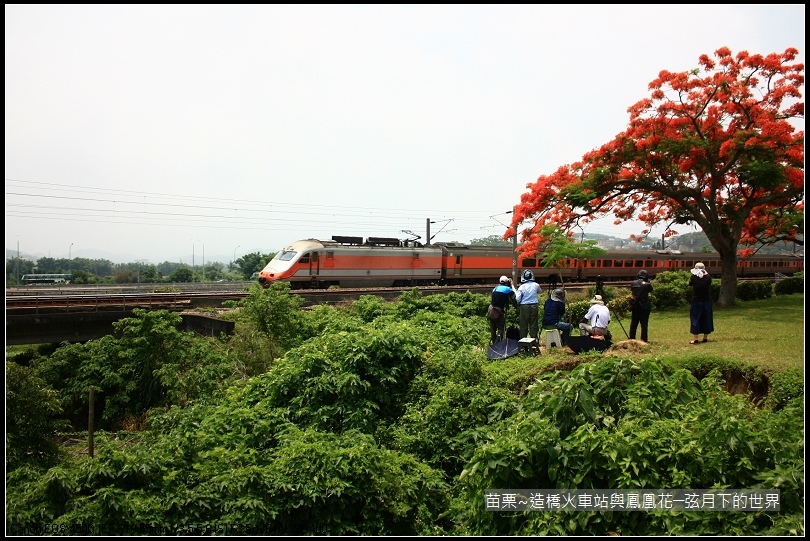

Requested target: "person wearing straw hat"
[
  {"left": 579, "top": 294, "right": 611, "bottom": 338},
  {"left": 689, "top": 262, "right": 714, "bottom": 344}
]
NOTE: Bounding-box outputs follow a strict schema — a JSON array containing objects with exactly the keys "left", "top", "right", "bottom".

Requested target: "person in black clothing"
[
  {"left": 689, "top": 262, "right": 714, "bottom": 344},
  {"left": 595, "top": 275, "right": 606, "bottom": 297},
  {"left": 629, "top": 269, "right": 653, "bottom": 343},
  {"left": 488, "top": 275, "right": 516, "bottom": 344}
]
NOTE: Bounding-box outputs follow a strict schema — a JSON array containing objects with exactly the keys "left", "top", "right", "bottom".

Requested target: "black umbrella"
[{"left": 487, "top": 338, "right": 521, "bottom": 360}]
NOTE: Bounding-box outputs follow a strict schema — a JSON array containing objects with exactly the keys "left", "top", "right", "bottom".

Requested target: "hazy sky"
[{"left": 5, "top": 4, "right": 805, "bottom": 264}]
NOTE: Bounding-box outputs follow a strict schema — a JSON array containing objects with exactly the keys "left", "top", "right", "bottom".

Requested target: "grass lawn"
[{"left": 617, "top": 293, "right": 804, "bottom": 372}]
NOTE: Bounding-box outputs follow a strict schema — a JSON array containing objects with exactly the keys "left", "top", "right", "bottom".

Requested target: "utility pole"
[
  {"left": 426, "top": 218, "right": 431, "bottom": 246},
  {"left": 512, "top": 228, "right": 518, "bottom": 285},
  {"left": 490, "top": 209, "right": 518, "bottom": 284}
]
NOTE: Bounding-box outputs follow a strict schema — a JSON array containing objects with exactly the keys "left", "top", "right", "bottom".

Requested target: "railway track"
[
  {"left": 5, "top": 283, "right": 605, "bottom": 309},
  {"left": 4, "top": 285, "right": 490, "bottom": 312}
]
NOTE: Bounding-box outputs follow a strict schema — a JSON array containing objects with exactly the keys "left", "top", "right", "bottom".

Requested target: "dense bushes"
[
  {"left": 736, "top": 280, "right": 774, "bottom": 301},
  {"left": 29, "top": 310, "right": 235, "bottom": 431},
  {"left": 453, "top": 359, "right": 804, "bottom": 535},
  {"left": 6, "top": 362, "right": 69, "bottom": 471},
  {"left": 5, "top": 287, "right": 805, "bottom": 535},
  {"left": 774, "top": 274, "right": 804, "bottom": 296}
]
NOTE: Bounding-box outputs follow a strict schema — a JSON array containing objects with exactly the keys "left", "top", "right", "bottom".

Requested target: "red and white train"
[{"left": 257, "top": 236, "right": 803, "bottom": 289}]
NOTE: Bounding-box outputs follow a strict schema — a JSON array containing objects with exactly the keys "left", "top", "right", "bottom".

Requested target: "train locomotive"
[{"left": 257, "top": 235, "right": 803, "bottom": 289}]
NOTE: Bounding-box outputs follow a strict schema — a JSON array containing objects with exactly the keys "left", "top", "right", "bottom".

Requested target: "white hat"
[
  {"left": 590, "top": 294, "right": 605, "bottom": 305},
  {"left": 695, "top": 262, "right": 705, "bottom": 270}
]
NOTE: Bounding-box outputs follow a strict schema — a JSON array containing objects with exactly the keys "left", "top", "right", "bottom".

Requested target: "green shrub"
[
  {"left": 250, "top": 322, "right": 426, "bottom": 434},
  {"left": 774, "top": 275, "right": 804, "bottom": 295},
  {"left": 6, "top": 362, "right": 69, "bottom": 471},
  {"left": 736, "top": 280, "right": 773, "bottom": 301},
  {"left": 765, "top": 366, "right": 804, "bottom": 410},
  {"left": 351, "top": 294, "right": 394, "bottom": 322},
  {"left": 236, "top": 282, "right": 313, "bottom": 351},
  {"left": 32, "top": 310, "right": 235, "bottom": 430}
]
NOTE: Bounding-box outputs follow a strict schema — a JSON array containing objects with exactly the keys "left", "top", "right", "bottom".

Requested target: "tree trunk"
[{"left": 717, "top": 253, "right": 738, "bottom": 307}]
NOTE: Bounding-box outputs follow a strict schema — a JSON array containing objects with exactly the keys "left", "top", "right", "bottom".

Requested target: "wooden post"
[{"left": 88, "top": 387, "right": 95, "bottom": 458}]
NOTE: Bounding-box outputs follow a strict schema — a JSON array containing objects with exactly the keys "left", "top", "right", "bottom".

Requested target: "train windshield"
[{"left": 276, "top": 249, "right": 298, "bottom": 261}]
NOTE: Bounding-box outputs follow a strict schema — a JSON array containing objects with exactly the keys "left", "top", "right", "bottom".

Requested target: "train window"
[
  {"left": 278, "top": 250, "right": 296, "bottom": 261},
  {"left": 326, "top": 251, "right": 334, "bottom": 259},
  {"left": 521, "top": 258, "right": 536, "bottom": 267},
  {"left": 311, "top": 252, "right": 318, "bottom": 262},
  {"left": 614, "top": 260, "right": 623, "bottom": 268},
  {"left": 602, "top": 260, "right": 613, "bottom": 268},
  {"left": 635, "top": 260, "right": 644, "bottom": 267},
  {"left": 413, "top": 253, "right": 420, "bottom": 260},
  {"left": 456, "top": 255, "right": 461, "bottom": 264},
  {"left": 300, "top": 254, "right": 310, "bottom": 264}
]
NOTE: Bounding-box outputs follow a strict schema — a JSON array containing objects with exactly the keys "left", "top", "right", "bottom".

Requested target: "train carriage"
[{"left": 438, "top": 243, "right": 523, "bottom": 285}]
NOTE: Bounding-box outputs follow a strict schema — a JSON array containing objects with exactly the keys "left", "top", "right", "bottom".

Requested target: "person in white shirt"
[{"left": 579, "top": 294, "right": 611, "bottom": 338}]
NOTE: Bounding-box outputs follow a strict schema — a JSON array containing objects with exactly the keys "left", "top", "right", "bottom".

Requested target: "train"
[
  {"left": 257, "top": 236, "right": 803, "bottom": 289},
  {"left": 20, "top": 273, "right": 73, "bottom": 285}
]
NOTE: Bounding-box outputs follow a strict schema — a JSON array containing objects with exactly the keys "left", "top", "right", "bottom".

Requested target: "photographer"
[
  {"left": 488, "top": 275, "right": 516, "bottom": 344},
  {"left": 579, "top": 294, "right": 611, "bottom": 339},
  {"left": 515, "top": 270, "right": 542, "bottom": 341},
  {"left": 629, "top": 269, "right": 653, "bottom": 343}
]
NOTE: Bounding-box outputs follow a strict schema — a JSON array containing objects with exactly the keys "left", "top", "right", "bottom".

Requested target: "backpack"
[{"left": 487, "top": 305, "right": 503, "bottom": 321}]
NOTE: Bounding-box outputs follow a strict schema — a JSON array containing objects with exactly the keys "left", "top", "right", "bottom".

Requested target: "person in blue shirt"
[
  {"left": 515, "top": 270, "right": 542, "bottom": 340},
  {"left": 542, "top": 288, "right": 573, "bottom": 346},
  {"left": 488, "top": 275, "right": 516, "bottom": 344}
]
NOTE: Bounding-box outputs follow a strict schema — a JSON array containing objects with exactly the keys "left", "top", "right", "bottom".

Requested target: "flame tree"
[{"left": 511, "top": 47, "right": 804, "bottom": 307}]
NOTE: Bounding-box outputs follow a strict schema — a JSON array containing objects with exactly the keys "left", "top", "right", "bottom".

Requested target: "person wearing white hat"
[
  {"left": 579, "top": 294, "right": 611, "bottom": 338},
  {"left": 689, "top": 262, "right": 714, "bottom": 344}
]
